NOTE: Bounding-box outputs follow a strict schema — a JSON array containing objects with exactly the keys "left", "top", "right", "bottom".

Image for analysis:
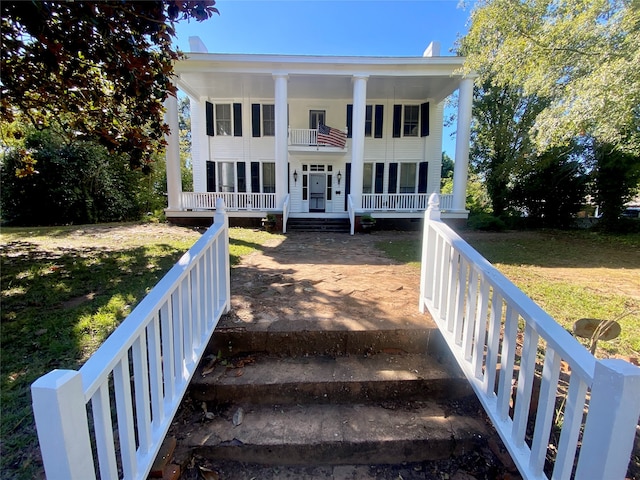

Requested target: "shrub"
[
  {"left": 467, "top": 212, "right": 506, "bottom": 231},
  {"left": 1, "top": 129, "right": 151, "bottom": 225}
]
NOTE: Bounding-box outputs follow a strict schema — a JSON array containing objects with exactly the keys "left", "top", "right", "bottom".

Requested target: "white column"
[
  {"left": 452, "top": 77, "right": 473, "bottom": 212},
  {"left": 164, "top": 93, "right": 182, "bottom": 211},
  {"left": 350, "top": 75, "right": 368, "bottom": 210},
  {"left": 274, "top": 74, "right": 289, "bottom": 209}
]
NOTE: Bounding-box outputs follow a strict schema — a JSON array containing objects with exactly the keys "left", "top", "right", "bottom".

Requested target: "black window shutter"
[
  {"left": 420, "top": 102, "right": 430, "bottom": 137},
  {"left": 344, "top": 163, "right": 351, "bottom": 211},
  {"left": 346, "top": 104, "right": 353, "bottom": 138},
  {"left": 374, "top": 104, "right": 384, "bottom": 138},
  {"left": 206, "top": 101, "right": 215, "bottom": 136},
  {"left": 418, "top": 161, "right": 429, "bottom": 193},
  {"left": 388, "top": 162, "right": 398, "bottom": 193},
  {"left": 206, "top": 161, "right": 216, "bottom": 191},
  {"left": 392, "top": 104, "right": 402, "bottom": 138},
  {"left": 237, "top": 162, "right": 247, "bottom": 192},
  {"left": 365, "top": 105, "right": 373, "bottom": 137},
  {"left": 233, "top": 103, "right": 242, "bottom": 136},
  {"left": 374, "top": 163, "right": 384, "bottom": 194},
  {"left": 250, "top": 161, "right": 260, "bottom": 192},
  {"left": 251, "top": 104, "right": 261, "bottom": 137}
]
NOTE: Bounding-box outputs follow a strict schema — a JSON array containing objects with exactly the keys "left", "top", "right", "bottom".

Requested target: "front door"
[{"left": 309, "top": 173, "right": 325, "bottom": 212}]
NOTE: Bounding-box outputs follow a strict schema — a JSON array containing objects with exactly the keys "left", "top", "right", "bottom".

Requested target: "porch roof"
[{"left": 174, "top": 52, "right": 469, "bottom": 103}]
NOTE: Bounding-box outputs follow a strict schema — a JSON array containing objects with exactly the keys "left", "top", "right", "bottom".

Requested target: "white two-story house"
[{"left": 164, "top": 37, "right": 474, "bottom": 231}]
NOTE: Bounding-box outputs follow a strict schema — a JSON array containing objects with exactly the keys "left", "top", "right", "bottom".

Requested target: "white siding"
[{"left": 189, "top": 90, "right": 447, "bottom": 211}]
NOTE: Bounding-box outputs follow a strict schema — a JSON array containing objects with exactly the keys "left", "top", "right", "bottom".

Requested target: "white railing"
[
  {"left": 182, "top": 192, "right": 277, "bottom": 211},
  {"left": 289, "top": 127, "right": 318, "bottom": 146},
  {"left": 288, "top": 127, "right": 348, "bottom": 148},
  {"left": 31, "top": 200, "right": 231, "bottom": 480},
  {"left": 347, "top": 194, "right": 355, "bottom": 235},
  {"left": 419, "top": 194, "right": 640, "bottom": 480},
  {"left": 361, "top": 193, "right": 453, "bottom": 211}
]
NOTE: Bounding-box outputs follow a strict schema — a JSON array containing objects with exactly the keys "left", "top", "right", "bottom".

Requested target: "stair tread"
[
  {"left": 181, "top": 401, "right": 487, "bottom": 452},
  {"left": 194, "top": 353, "right": 464, "bottom": 387}
]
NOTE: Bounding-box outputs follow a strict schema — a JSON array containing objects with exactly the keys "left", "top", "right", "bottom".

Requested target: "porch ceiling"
[{"left": 175, "top": 53, "right": 467, "bottom": 103}]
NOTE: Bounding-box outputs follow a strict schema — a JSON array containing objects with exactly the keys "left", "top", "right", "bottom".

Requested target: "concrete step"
[
  {"left": 177, "top": 401, "right": 489, "bottom": 466},
  {"left": 190, "top": 353, "right": 473, "bottom": 405}
]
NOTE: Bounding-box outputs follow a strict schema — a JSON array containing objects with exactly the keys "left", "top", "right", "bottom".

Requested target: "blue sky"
[{"left": 174, "top": 0, "right": 473, "bottom": 155}]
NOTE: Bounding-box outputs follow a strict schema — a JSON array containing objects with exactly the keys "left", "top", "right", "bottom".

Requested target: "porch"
[
  {"left": 31, "top": 197, "right": 640, "bottom": 479},
  {"left": 173, "top": 191, "right": 457, "bottom": 228}
]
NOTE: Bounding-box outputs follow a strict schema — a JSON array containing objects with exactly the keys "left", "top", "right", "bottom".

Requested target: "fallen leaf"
[{"left": 201, "top": 357, "right": 217, "bottom": 376}]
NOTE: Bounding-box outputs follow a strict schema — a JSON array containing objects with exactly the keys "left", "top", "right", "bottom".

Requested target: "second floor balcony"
[{"left": 288, "top": 127, "right": 348, "bottom": 153}]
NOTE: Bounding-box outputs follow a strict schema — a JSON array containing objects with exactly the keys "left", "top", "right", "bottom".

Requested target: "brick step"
[
  {"left": 175, "top": 401, "right": 488, "bottom": 467},
  {"left": 190, "top": 353, "right": 473, "bottom": 405},
  {"left": 208, "top": 318, "right": 448, "bottom": 358},
  {"left": 286, "top": 217, "right": 350, "bottom": 232}
]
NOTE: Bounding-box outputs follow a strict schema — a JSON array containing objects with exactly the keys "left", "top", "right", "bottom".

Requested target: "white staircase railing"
[
  {"left": 31, "top": 199, "right": 231, "bottom": 480},
  {"left": 419, "top": 193, "right": 640, "bottom": 480}
]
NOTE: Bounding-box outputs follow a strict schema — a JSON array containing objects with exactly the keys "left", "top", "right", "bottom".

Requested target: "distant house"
[{"left": 164, "top": 37, "right": 474, "bottom": 230}]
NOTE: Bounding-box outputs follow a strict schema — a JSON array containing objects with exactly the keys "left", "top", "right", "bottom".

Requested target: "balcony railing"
[
  {"left": 288, "top": 127, "right": 347, "bottom": 149},
  {"left": 362, "top": 193, "right": 453, "bottom": 211},
  {"left": 182, "top": 192, "right": 277, "bottom": 211}
]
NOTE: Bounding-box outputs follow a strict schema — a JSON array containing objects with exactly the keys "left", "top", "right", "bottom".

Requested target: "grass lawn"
[
  {"left": 0, "top": 223, "right": 282, "bottom": 480},
  {"left": 376, "top": 228, "right": 640, "bottom": 358}
]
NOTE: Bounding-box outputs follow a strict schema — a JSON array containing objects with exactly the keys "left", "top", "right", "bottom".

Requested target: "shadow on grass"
[{"left": 0, "top": 241, "right": 189, "bottom": 479}]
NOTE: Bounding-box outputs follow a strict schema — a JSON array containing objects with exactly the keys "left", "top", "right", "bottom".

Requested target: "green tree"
[
  {"left": 461, "top": 0, "right": 640, "bottom": 227},
  {"left": 511, "top": 146, "right": 588, "bottom": 228},
  {"left": 468, "top": 79, "right": 546, "bottom": 217},
  {"left": 1, "top": 1, "right": 218, "bottom": 169},
  {"left": 461, "top": 0, "right": 639, "bottom": 154},
  {"left": 589, "top": 142, "right": 640, "bottom": 230}
]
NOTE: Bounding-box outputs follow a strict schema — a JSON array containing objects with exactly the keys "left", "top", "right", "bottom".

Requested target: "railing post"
[
  {"left": 575, "top": 359, "right": 640, "bottom": 479},
  {"left": 214, "top": 198, "right": 231, "bottom": 313},
  {"left": 31, "top": 370, "right": 96, "bottom": 480},
  {"left": 419, "top": 193, "right": 441, "bottom": 313}
]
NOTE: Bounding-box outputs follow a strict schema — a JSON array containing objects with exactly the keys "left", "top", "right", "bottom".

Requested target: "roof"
[{"left": 174, "top": 52, "right": 471, "bottom": 103}]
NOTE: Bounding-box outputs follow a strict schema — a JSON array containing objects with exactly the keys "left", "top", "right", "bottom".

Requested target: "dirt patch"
[{"left": 220, "top": 231, "right": 425, "bottom": 333}]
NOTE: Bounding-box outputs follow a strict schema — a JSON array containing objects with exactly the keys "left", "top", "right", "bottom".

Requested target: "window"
[
  {"left": 404, "top": 105, "right": 419, "bottom": 137},
  {"left": 400, "top": 163, "right": 416, "bottom": 193},
  {"left": 216, "top": 104, "right": 232, "bottom": 136},
  {"left": 262, "top": 105, "right": 275, "bottom": 136},
  {"left": 309, "top": 110, "right": 325, "bottom": 129},
  {"left": 347, "top": 104, "right": 383, "bottom": 138},
  {"left": 262, "top": 162, "right": 276, "bottom": 193},
  {"left": 362, "top": 163, "right": 373, "bottom": 194},
  {"left": 218, "top": 162, "right": 235, "bottom": 192},
  {"left": 393, "top": 104, "right": 428, "bottom": 138}
]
